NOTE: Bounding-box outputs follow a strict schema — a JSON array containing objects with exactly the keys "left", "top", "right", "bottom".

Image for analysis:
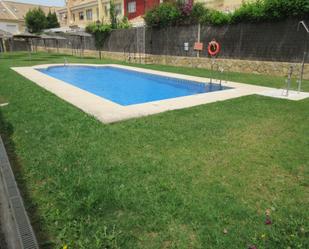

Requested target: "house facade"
[
  {"left": 98, "top": 0, "right": 124, "bottom": 24},
  {"left": 199, "top": 0, "right": 244, "bottom": 12},
  {"left": 59, "top": 0, "right": 244, "bottom": 28},
  {"left": 124, "top": 0, "right": 160, "bottom": 20},
  {"left": 60, "top": 0, "right": 160, "bottom": 27},
  {"left": 0, "top": 0, "right": 60, "bottom": 34},
  {"left": 59, "top": 0, "right": 99, "bottom": 27}
]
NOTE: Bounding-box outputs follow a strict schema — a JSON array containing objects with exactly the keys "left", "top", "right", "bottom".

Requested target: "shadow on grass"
[
  {"left": 0, "top": 110, "right": 52, "bottom": 249},
  {"left": 1, "top": 53, "right": 29, "bottom": 58}
]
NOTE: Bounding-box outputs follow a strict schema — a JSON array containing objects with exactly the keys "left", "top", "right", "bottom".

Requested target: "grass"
[
  {"left": 0, "top": 52, "right": 308, "bottom": 249},
  {"left": 0, "top": 96, "right": 7, "bottom": 104}
]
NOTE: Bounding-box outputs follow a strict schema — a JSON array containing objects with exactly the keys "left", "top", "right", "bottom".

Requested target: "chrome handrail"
[{"left": 297, "top": 21, "right": 309, "bottom": 93}]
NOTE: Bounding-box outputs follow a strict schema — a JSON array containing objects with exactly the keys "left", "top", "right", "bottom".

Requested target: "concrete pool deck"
[{"left": 11, "top": 64, "right": 309, "bottom": 123}]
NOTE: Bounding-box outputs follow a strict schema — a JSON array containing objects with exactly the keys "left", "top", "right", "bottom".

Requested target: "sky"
[{"left": 8, "top": 0, "right": 66, "bottom": 7}]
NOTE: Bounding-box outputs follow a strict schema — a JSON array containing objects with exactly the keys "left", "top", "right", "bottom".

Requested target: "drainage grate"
[
  {"left": 11, "top": 197, "right": 38, "bottom": 249},
  {"left": 0, "top": 136, "right": 39, "bottom": 249}
]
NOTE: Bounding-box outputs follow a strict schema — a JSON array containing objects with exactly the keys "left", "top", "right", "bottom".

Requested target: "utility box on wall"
[{"left": 184, "top": 42, "right": 189, "bottom": 51}]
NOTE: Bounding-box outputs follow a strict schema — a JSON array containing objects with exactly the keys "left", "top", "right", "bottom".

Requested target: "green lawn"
[
  {"left": 0, "top": 52, "right": 308, "bottom": 249},
  {"left": 0, "top": 96, "right": 7, "bottom": 105}
]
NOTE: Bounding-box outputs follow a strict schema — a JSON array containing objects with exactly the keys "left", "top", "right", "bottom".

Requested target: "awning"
[
  {"left": 13, "top": 32, "right": 41, "bottom": 39},
  {"left": 44, "top": 26, "right": 86, "bottom": 33},
  {"left": 66, "top": 31, "right": 92, "bottom": 37},
  {"left": 40, "top": 34, "right": 67, "bottom": 40}
]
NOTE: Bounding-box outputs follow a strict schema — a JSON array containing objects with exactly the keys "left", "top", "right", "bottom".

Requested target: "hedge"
[{"left": 144, "top": 0, "right": 309, "bottom": 28}]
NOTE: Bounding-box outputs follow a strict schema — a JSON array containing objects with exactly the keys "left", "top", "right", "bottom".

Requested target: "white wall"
[{"left": 0, "top": 22, "right": 19, "bottom": 34}]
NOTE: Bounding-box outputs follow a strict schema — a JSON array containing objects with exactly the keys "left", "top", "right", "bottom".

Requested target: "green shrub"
[
  {"left": 117, "top": 16, "right": 132, "bottom": 29},
  {"left": 144, "top": 1, "right": 231, "bottom": 27},
  {"left": 144, "top": 0, "right": 309, "bottom": 27},
  {"left": 263, "top": 0, "right": 309, "bottom": 19},
  {"left": 232, "top": 0, "right": 309, "bottom": 23},
  {"left": 190, "top": 2, "right": 208, "bottom": 24},
  {"left": 203, "top": 10, "right": 231, "bottom": 25},
  {"left": 85, "top": 23, "right": 112, "bottom": 39},
  {"left": 231, "top": 0, "right": 266, "bottom": 23},
  {"left": 144, "top": 2, "right": 181, "bottom": 28}
]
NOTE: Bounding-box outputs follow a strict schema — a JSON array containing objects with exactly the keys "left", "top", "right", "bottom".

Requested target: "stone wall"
[
  {"left": 36, "top": 46, "right": 309, "bottom": 80},
  {"left": 150, "top": 55, "right": 309, "bottom": 80},
  {"left": 36, "top": 47, "right": 149, "bottom": 63}
]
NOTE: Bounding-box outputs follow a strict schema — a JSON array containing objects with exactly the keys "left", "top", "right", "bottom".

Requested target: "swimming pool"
[
  {"left": 14, "top": 64, "right": 261, "bottom": 123},
  {"left": 38, "top": 66, "right": 228, "bottom": 106}
]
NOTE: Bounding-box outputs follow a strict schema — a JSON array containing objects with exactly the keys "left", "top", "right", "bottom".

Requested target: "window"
[
  {"left": 128, "top": 1, "right": 136, "bottom": 13},
  {"left": 96, "top": 8, "right": 99, "bottom": 20},
  {"left": 86, "top": 9, "right": 92, "bottom": 20},
  {"left": 6, "top": 24, "right": 18, "bottom": 34},
  {"left": 104, "top": 3, "right": 110, "bottom": 16},
  {"left": 72, "top": 13, "right": 75, "bottom": 21},
  {"left": 60, "top": 13, "right": 67, "bottom": 21},
  {"left": 115, "top": 3, "right": 122, "bottom": 16},
  {"left": 79, "top": 11, "right": 84, "bottom": 20}
]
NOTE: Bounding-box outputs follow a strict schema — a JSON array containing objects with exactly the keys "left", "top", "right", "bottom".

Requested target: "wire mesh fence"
[{"left": 8, "top": 19, "right": 309, "bottom": 63}]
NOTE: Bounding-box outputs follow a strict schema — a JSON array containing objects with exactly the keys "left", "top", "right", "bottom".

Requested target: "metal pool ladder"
[
  {"left": 282, "top": 65, "right": 294, "bottom": 96},
  {"left": 297, "top": 20, "right": 309, "bottom": 93},
  {"left": 209, "top": 60, "right": 225, "bottom": 89}
]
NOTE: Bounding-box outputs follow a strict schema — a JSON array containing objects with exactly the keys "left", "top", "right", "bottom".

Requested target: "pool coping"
[{"left": 11, "top": 64, "right": 274, "bottom": 123}]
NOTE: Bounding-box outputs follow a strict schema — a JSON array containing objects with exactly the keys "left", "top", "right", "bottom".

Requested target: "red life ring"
[{"left": 208, "top": 40, "right": 220, "bottom": 56}]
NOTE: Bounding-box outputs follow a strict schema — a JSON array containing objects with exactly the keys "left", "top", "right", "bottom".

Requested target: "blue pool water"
[{"left": 38, "top": 66, "right": 228, "bottom": 106}]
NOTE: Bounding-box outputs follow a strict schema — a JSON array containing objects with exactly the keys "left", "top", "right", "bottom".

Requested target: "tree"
[
  {"left": 25, "top": 8, "right": 47, "bottom": 33},
  {"left": 86, "top": 23, "right": 112, "bottom": 59},
  {"left": 109, "top": 0, "right": 117, "bottom": 29},
  {"left": 46, "top": 11, "right": 60, "bottom": 29}
]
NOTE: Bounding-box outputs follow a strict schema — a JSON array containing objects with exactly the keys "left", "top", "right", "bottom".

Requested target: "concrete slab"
[{"left": 258, "top": 89, "right": 309, "bottom": 101}]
